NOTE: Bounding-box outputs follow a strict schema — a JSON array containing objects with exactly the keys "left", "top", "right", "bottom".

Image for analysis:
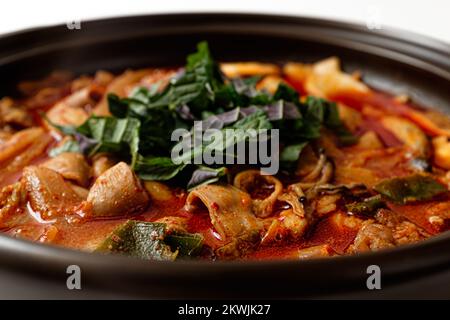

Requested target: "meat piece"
[
  {"left": 144, "top": 181, "right": 174, "bottom": 202},
  {"left": 276, "top": 208, "right": 308, "bottom": 239},
  {"left": 18, "top": 71, "right": 72, "bottom": 97},
  {"left": 375, "top": 209, "right": 430, "bottom": 245},
  {"left": 350, "top": 221, "right": 395, "bottom": 253},
  {"left": 155, "top": 216, "right": 188, "bottom": 233},
  {"left": 381, "top": 116, "right": 429, "bottom": 157},
  {"left": 307, "top": 212, "right": 363, "bottom": 254},
  {"left": 393, "top": 220, "right": 429, "bottom": 245},
  {"left": 92, "top": 154, "right": 117, "bottom": 179},
  {"left": 93, "top": 69, "right": 153, "bottom": 116},
  {"left": 1, "top": 136, "right": 52, "bottom": 178},
  {"left": 7, "top": 224, "right": 59, "bottom": 243},
  {"left": 284, "top": 57, "right": 369, "bottom": 98},
  {"left": 69, "top": 184, "right": 89, "bottom": 199},
  {"left": 337, "top": 103, "right": 362, "bottom": 133},
  {"left": 296, "top": 244, "right": 335, "bottom": 260},
  {"left": 355, "top": 131, "right": 383, "bottom": 149},
  {"left": 387, "top": 200, "right": 450, "bottom": 234},
  {"left": 234, "top": 170, "right": 283, "bottom": 218},
  {"left": 0, "top": 182, "right": 27, "bottom": 227},
  {"left": 42, "top": 152, "right": 91, "bottom": 187},
  {"left": 432, "top": 136, "right": 450, "bottom": 169},
  {"left": 312, "top": 194, "right": 341, "bottom": 217},
  {"left": 307, "top": 57, "right": 369, "bottom": 97},
  {"left": 23, "top": 166, "right": 83, "bottom": 220},
  {"left": 86, "top": 162, "right": 149, "bottom": 217},
  {"left": 45, "top": 87, "right": 90, "bottom": 128},
  {"left": 0, "top": 97, "right": 33, "bottom": 128},
  {"left": 0, "top": 127, "right": 44, "bottom": 164},
  {"left": 261, "top": 187, "right": 313, "bottom": 245},
  {"left": 0, "top": 130, "right": 12, "bottom": 144},
  {"left": 185, "top": 184, "right": 263, "bottom": 241}
]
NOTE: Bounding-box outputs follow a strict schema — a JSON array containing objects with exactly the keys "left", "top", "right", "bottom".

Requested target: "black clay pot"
[{"left": 0, "top": 13, "right": 449, "bottom": 299}]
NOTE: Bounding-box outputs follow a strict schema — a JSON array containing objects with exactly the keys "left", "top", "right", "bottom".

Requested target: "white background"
[{"left": 1, "top": 0, "right": 450, "bottom": 44}]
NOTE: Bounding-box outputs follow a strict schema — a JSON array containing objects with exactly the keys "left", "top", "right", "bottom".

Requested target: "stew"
[{"left": 0, "top": 42, "right": 449, "bottom": 261}]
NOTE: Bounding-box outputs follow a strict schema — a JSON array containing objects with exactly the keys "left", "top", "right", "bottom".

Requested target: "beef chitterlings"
[{"left": 0, "top": 42, "right": 449, "bottom": 261}]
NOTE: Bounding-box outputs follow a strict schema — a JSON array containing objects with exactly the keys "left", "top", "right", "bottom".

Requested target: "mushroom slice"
[
  {"left": 233, "top": 170, "right": 283, "bottom": 218},
  {"left": 42, "top": 152, "right": 91, "bottom": 187},
  {"left": 86, "top": 162, "right": 149, "bottom": 217},
  {"left": 185, "top": 184, "right": 262, "bottom": 241}
]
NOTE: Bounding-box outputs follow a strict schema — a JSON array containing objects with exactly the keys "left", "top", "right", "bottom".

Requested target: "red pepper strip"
[
  {"left": 284, "top": 75, "right": 307, "bottom": 96},
  {"left": 359, "top": 117, "right": 403, "bottom": 147},
  {"left": 333, "top": 91, "right": 450, "bottom": 137}
]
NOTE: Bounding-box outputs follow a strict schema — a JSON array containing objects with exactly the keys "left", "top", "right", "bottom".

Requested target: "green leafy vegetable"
[
  {"left": 77, "top": 116, "right": 140, "bottom": 165},
  {"left": 95, "top": 221, "right": 178, "bottom": 261},
  {"left": 165, "top": 232, "right": 204, "bottom": 257},
  {"left": 144, "top": 41, "right": 224, "bottom": 116},
  {"left": 96, "top": 220, "right": 204, "bottom": 260},
  {"left": 374, "top": 174, "right": 447, "bottom": 204},
  {"left": 48, "top": 140, "right": 81, "bottom": 157},
  {"left": 346, "top": 195, "right": 384, "bottom": 216},
  {"left": 273, "top": 83, "right": 300, "bottom": 103},
  {"left": 135, "top": 156, "right": 186, "bottom": 181},
  {"left": 47, "top": 41, "right": 356, "bottom": 189},
  {"left": 187, "top": 166, "right": 227, "bottom": 191},
  {"left": 280, "top": 142, "right": 308, "bottom": 168},
  {"left": 49, "top": 116, "right": 141, "bottom": 167}
]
